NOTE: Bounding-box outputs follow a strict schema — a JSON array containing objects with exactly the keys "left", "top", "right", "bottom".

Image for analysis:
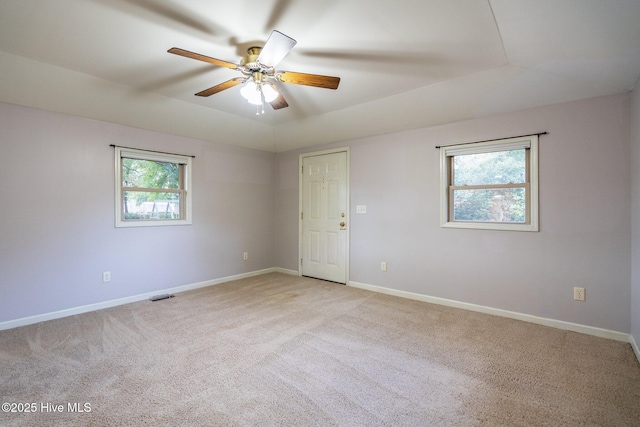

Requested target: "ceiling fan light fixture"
[
  {"left": 262, "top": 84, "right": 278, "bottom": 103},
  {"left": 240, "top": 81, "right": 263, "bottom": 105},
  {"left": 247, "top": 93, "right": 263, "bottom": 105}
]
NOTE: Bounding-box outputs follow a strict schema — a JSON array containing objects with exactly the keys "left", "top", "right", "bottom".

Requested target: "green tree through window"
[
  {"left": 452, "top": 149, "right": 526, "bottom": 223},
  {"left": 122, "top": 159, "right": 181, "bottom": 219},
  {"left": 115, "top": 147, "right": 192, "bottom": 227}
]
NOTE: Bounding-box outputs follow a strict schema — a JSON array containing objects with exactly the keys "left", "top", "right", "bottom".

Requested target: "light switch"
[{"left": 356, "top": 205, "right": 367, "bottom": 214}]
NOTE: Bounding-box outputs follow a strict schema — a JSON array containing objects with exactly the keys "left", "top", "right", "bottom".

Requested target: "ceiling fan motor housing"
[{"left": 241, "top": 47, "right": 263, "bottom": 71}]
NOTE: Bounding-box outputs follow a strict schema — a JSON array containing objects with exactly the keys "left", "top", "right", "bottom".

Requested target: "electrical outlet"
[
  {"left": 102, "top": 271, "right": 111, "bottom": 283},
  {"left": 243, "top": 252, "right": 248, "bottom": 260},
  {"left": 574, "top": 287, "right": 585, "bottom": 301},
  {"left": 381, "top": 261, "right": 387, "bottom": 272}
]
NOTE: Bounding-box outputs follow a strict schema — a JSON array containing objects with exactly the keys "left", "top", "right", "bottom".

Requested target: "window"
[
  {"left": 440, "top": 135, "right": 538, "bottom": 231},
  {"left": 114, "top": 147, "right": 192, "bottom": 227}
]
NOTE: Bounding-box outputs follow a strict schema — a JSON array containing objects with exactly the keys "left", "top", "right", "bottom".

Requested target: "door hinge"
[
  {"left": 301, "top": 212, "right": 303, "bottom": 220},
  {"left": 301, "top": 165, "right": 304, "bottom": 174},
  {"left": 300, "top": 258, "right": 303, "bottom": 266}
]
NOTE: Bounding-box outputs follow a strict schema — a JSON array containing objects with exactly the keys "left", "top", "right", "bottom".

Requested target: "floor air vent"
[{"left": 150, "top": 294, "right": 175, "bottom": 302}]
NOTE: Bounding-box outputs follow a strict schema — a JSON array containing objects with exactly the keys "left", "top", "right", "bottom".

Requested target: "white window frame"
[
  {"left": 114, "top": 147, "right": 192, "bottom": 228},
  {"left": 439, "top": 135, "right": 539, "bottom": 232}
]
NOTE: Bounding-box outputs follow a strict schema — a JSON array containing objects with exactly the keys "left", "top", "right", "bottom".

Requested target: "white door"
[{"left": 301, "top": 151, "right": 348, "bottom": 283}]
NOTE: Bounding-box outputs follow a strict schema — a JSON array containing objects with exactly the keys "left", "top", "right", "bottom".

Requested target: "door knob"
[{"left": 340, "top": 222, "right": 346, "bottom": 227}]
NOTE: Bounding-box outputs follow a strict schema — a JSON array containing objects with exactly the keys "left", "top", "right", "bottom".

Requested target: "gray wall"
[
  {"left": 632, "top": 82, "right": 640, "bottom": 348},
  {"left": 276, "top": 93, "right": 632, "bottom": 333},
  {"left": 0, "top": 102, "right": 275, "bottom": 323}
]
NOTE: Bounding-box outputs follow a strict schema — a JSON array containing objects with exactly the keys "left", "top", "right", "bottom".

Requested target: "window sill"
[{"left": 441, "top": 221, "right": 538, "bottom": 232}]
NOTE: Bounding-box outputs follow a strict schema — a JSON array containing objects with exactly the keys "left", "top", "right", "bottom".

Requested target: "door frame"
[{"left": 298, "top": 147, "right": 350, "bottom": 283}]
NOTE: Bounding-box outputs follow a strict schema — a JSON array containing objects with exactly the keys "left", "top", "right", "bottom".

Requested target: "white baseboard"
[
  {"left": 631, "top": 334, "right": 640, "bottom": 364},
  {"left": 348, "top": 280, "right": 631, "bottom": 344},
  {"left": 274, "top": 267, "right": 299, "bottom": 276},
  {"left": 0, "top": 268, "right": 278, "bottom": 331}
]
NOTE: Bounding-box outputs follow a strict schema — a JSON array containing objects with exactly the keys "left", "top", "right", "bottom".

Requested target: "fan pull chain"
[{"left": 255, "top": 92, "right": 266, "bottom": 115}]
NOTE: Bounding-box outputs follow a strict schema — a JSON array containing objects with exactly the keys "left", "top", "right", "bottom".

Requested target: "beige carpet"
[{"left": 1, "top": 273, "right": 639, "bottom": 426}]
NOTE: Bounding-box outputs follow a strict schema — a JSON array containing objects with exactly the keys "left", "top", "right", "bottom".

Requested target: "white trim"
[
  {"left": 274, "top": 267, "right": 300, "bottom": 276},
  {"left": 298, "top": 147, "right": 350, "bottom": 283},
  {"left": 118, "top": 148, "right": 189, "bottom": 164},
  {"left": 443, "top": 139, "right": 531, "bottom": 156},
  {"left": 348, "top": 280, "right": 631, "bottom": 343},
  {"left": 0, "top": 268, "right": 277, "bottom": 331},
  {"left": 631, "top": 334, "right": 640, "bottom": 364}
]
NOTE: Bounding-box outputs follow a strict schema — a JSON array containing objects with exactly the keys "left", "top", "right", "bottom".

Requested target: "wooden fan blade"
[
  {"left": 168, "top": 47, "right": 238, "bottom": 70},
  {"left": 257, "top": 30, "right": 296, "bottom": 67},
  {"left": 195, "top": 77, "right": 245, "bottom": 97},
  {"left": 270, "top": 91, "right": 289, "bottom": 110},
  {"left": 277, "top": 71, "right": 340, "bottom": 90}
]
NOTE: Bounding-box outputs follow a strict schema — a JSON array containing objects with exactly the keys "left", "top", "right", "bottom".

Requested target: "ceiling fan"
[{"left": 168, "top": 30, "right": 341, "bottom": 114}]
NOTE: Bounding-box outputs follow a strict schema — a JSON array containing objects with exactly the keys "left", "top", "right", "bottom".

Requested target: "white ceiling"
[{"left": 1, "top": 0, "right": 639, "bottom": 152}]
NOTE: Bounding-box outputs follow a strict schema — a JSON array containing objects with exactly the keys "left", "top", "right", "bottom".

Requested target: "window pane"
[
  {"left": 122, "top": 158, "right": 180, "bottom": 189},
  {"left": 452, "top": 188, "right": 526, "bottom": 223},
  {"left": 123, "top": 191, "right": 182, "bottom": 220},
  {"left": 453, "top": 149, "right": 525, "bottom": 186}
]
